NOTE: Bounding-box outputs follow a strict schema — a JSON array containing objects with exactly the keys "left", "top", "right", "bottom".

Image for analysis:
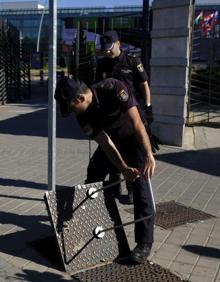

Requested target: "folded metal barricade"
[
  {"left": 44, "top": 179, "right": 155, "bottom": 275},
  {"left": 45, "top": 181, "right": 129, "bottom": 274}
]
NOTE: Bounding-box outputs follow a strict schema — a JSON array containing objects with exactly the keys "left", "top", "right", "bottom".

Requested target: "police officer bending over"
[{"left": 55, "top": 77, "right": 156, "bottom": 264}]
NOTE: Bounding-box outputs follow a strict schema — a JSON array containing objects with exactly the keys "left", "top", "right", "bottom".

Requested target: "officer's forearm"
[
  {"left": 140, "top": 81, "right": 151, "bottom": 106},
  {"left": 135, "top": 122, "right": 153, "bottom": 157},
  {"left": 94, "top": 131, "right": 128, "bottom": 172},
  {"left": 127, "top": 107, "right": 153, "bottom": 157}
]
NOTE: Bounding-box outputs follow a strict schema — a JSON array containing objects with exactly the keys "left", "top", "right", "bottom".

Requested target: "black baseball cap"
[
  {"left": 100, "top": 30, "right": 119, "bottom": 51},
  {"left": 54, "top": 77, "right": 88, "bottom": 117}
]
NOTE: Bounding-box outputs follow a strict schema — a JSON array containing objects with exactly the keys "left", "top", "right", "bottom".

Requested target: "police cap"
[
  {"left": 55, "top": 77, "right": 87, "bottom": 116},
  {"left": 100, "top": 30, "right": 119, "bottom": 51}
]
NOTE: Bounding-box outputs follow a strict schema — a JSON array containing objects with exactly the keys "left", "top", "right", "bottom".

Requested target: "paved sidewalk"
[{"left": 0, "top": 85, "right": 219, "bottom": 281}]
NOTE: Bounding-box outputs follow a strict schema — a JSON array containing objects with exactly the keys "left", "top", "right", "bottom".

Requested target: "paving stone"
[
  {"left": 190, "top": 274, "right": 215, "bottom": 282},
  {"left": 151, "top": 257, "right": 171, "bottom": 269},
  {"left": 190, "top": 265, "right": 218, "bottom": 279},
  {"left": 214, "top": 267, "right": 220, "bottom": 282},
  {"left": 175, "top": 251, "right": 198, "bottom": 265},
  {"left": 196, "top": 257, "right": 219, "bottom": 269},
  {"left": 169, "top": 261, "right": 194, "bottom": 276}
]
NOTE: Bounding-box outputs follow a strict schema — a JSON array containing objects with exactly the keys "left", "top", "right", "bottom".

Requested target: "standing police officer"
[
  {"left": 55, "top": 77, "right": 156, "bottom": 264},
  {"left": 96, "top": 30, "right": 154, "bottom": 203}
]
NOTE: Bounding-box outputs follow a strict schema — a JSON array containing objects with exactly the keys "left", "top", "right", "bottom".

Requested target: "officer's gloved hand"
[
  {"left": 144, "top": 105, "right": 154, "bottom": 125},
  {"left": 145, "top": 124, "right": 160, "bottom": 153},
  {"left": 150, "top": 134, "right": 160, "bottom": 153}
]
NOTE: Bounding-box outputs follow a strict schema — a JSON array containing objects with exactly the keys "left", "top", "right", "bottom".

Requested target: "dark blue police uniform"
[
  {"left": 96, "top": 50, "right": 148, "bottom": 100},
  {"left": 77, "top": 78, "right": 155, "bottom": 244},
  {"left": 96, "top": 50, "right": 155, "bottom": 202}
]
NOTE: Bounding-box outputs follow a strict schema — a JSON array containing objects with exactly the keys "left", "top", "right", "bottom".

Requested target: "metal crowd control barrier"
[
  {"left": 44, "top": 181, "right": 130, "bottom": 274},
  {"left": 44, "top": 180, "right": 155, "bottom": 275},
  {"left": 0, "top": 20, "right": 7, "bottom": 104}
]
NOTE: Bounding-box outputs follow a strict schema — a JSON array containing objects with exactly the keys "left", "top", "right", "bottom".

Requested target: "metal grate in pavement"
[
  {"left": 44, "top": 182, "right": 130, "bottom": 275},
  {"left": 155, "top": 201, "right": 215, "bottom": 229},
  {"left": 124, "top": 201, "right": 215, "bottom": 229},
  {"left": 72, "top": 258, "right": 188, "bottom": 282}
]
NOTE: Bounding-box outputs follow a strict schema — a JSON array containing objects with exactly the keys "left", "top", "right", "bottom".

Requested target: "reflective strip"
[{"left": 147, "top": 178, "right": 156, "bottom": 214}]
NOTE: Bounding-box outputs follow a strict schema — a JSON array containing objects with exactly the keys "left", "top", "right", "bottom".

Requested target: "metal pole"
[
  {"left": 111, "top": 18, "right": 114, "bottom": 30},
  {"left": 94, "top": 20, "right": 97, "bottom": 34},
  {"left": 208, "top": 29, "right": 214, "bottom": 122},
  {"left": 48, "top": 0, "right": 57, "bottom": 191},
  {"left": 186, "top": 1, "right": 195, "bottom": 125},
  {"left": 36, "top": 0, "right": 47, "bottom": 52},
  {"left": 102, "top": 19, "right": 105, "bottom": 34},
  {"left": 36, "top": 7, "right": 45, "bottom": 52},
  {"left": 75, "top": 21, "right": 80, "bottom": 80},
  {"left": 142, "top": 0, "right": 150, "bottom": 72}
]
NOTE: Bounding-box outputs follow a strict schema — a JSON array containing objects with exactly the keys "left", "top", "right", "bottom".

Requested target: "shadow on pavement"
[
  {"left": 0, "top": 178, "right": 80, "bottom": 194},
  {"left": 15, "top": 269, "right": 75, "bottom": 282},
  {"left": 183, "top": 245, "right": 220, "bottom": 259},
  {"left": 0, "top": 108, "right": 87, "bottom": 140},
  {"left": 0, "top": 195, "right": 70, "bottom": 273},
  {"left": 0, "top": 211, "right": 55, "bottom": 268},
  {"left": 155, "top": 147, "right": 220, "bottom": 177},
  {"left": 0, "top": 193, "right": 42, "bottom": 202},
  {"left": 0, "top": 177, "right": 47, "bottom": 190},
  {"left": 28, "top": 235, "right": 63, "bottom": 270}
]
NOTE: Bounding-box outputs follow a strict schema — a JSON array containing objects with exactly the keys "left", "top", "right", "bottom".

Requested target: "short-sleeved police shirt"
[
  {"left": 77, "top": 78, "right": 138, "bottom": 140},
  {"left": 96, "top": 50, "right": 148, "bottom": 96}
]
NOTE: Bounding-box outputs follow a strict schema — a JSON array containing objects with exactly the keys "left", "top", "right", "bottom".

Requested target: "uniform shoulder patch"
[
  {"left": 137, "top": 63, "right": 144, "bottom": 72},
  {"left": 96, "top": 83, "right": 105, "bottom": 89},
  {"left": 82, "top": 124, "right": 93, "bottom": 136},
  {"left": 96, "top": 81, "right": 113, "bottom": 90},
  {"left": 104, "top": 81, "right": 114, "bottom": 90},
  {"left": 102, "top": 72, "right": 107, "bottom": 79},
  {"left": 102, "top": 80, "right": 114, "bottom": 90},
  {"left": 117, "top": 89, "right": 129, "bottom": 102},
  {"left": 127, "top": 53, "right": 137, "bottom": 58}
]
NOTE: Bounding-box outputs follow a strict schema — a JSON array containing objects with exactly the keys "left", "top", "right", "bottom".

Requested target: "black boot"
[
  {"left": 130, "top": 243, "right": 152, "bottom": 264},
  {"left": 109, "top": 172, "right": 122, "bottom": 197},
  {"left": 126, "top": 184, "right": 133, "bottom": 204},
  {"left": 127, "top": 190, "right": 133, "bottom": 204}
]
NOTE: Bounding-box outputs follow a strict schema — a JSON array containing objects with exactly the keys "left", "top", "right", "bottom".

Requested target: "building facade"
[
  {"left": 0, "top": 1, "right": 219, "bottom": 64},
  {"left": 0, "top": 5, "right": 143, "bottom": 59}
]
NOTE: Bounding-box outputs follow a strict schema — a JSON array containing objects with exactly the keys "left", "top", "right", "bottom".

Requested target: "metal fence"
[
  {"left": 187, "top": 13, "right": 220, "bottom": 126},
  {"left": 66, "top": 9, "right": 151, "bottom": 84},
  {"left": 0, "top": 19, "right": 31, "bottom": 105}
]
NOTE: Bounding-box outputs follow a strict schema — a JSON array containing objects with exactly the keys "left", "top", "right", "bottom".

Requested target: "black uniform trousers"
[{"left": 85, "top": 135, "right": 155, "bottom": 244}]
